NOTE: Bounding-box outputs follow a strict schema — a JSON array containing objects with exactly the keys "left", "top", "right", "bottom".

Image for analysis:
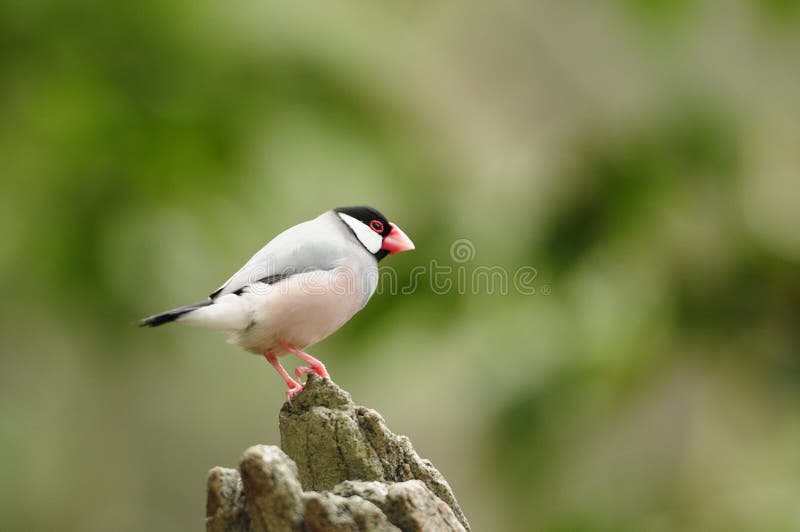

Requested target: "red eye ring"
[{"left": 369, "top": 220, "right": 384, "bottom": 233}]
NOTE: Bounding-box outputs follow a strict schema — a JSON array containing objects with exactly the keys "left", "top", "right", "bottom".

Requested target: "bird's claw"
[
  {"left": 294, "top": 365, "right": 315, "bottom": 379},
  {"left": 294, "top": 364, "right": 329, "bottom": 380},
  {"left": 285, "top": 382, "right": 305, "bottom": 402},
  {"left": 314, "top": 364, "right": 330, "bottom": 379}
]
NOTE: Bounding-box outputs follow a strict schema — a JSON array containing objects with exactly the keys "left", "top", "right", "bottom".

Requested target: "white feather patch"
[
  {"left": 337, "top": 212, "right": 382, "bottom": 253},
  {"left": 177, "top": 293, "right": 252, "bottom": 331}
]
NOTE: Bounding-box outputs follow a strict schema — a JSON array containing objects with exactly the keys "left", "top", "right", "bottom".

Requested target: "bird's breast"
[{"left": 234, "top": 262, "right": 373, "bottom": 354}]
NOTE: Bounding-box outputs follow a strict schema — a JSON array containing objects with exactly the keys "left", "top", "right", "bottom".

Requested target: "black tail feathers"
[{"left": 139, "top": 299, "right": 212, "bottom": 327}]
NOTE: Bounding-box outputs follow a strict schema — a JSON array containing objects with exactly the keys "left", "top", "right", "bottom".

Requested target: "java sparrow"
[{"left": 141, "top": 206, "right": 415, "bottom": 399}]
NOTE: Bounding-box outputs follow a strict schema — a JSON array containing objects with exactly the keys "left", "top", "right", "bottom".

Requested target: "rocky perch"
[{"left": 206, "top": 374, "right": 470, "bottom": 531}]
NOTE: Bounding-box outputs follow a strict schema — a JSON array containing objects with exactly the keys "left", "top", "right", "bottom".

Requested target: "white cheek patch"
[{"left": 338, "top": 213, "right": 382, "bottom": 253}]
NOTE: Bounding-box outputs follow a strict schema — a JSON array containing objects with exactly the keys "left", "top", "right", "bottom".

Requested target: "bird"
[{"left": 141, "top": 206, "right": 415, "bottom": 400}]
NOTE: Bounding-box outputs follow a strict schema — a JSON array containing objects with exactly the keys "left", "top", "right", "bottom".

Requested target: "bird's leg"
[
  {"left": 278, "top": 340, "right": 330, "bottom": 379},
  {"left": 264, "top": 351, "right": 304, "bottom": 400}
]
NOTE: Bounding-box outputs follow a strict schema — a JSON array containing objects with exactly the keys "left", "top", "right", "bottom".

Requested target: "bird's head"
[{"left": 334, "top": 206, "right": 415, "bottom": 261}]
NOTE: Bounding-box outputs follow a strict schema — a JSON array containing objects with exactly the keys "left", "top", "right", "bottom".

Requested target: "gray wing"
[{"left": 210, "top": 215, "right": 349, "bottom": 299}]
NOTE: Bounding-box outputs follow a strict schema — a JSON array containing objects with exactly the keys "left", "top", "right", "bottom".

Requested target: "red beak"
[{"left": 381, "top": 222, "right": 415, "bottom": 254}]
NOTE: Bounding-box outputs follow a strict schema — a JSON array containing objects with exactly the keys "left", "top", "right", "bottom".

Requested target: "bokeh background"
[{"left": 2, "top": 1, "right": 800, "bottom": 530}]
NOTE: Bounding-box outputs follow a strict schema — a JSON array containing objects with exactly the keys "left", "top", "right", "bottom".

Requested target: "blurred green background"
[{"left": 2, "top": 1, "right": 800, "bottom": 531}]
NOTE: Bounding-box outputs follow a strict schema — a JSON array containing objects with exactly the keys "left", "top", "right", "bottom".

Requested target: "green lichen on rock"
[
  {"left": 206, "top": 375, "right": 470, "bottom": 532},
  {"left": 279, "top": 379, "right": 384, "bottom": 490}
]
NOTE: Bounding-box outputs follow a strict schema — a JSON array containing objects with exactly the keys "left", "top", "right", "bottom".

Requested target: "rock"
[
  {"left": 302, "top": 492, "right": 398, "bottom": 531},
  {"left": 240, "top": 445, "right": 304, "bottom": 531},
  {"left": 206, "top": 467, "right": 249, "bottom": 532},
  {"left": 333, "top": 480, "right": 466, "bottom": 532},
  {"left": 384, "top": 481, "right": 466, "bottom": 532},
  {"left": 279, "top": 380, "right": 383, "bottom": 491},
  {"left": 206, "top": 375, "right": 470, "bottom": 531}
]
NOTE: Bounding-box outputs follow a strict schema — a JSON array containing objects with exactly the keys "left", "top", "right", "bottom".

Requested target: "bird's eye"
[{"left": 369, "top": 220, "right": 384, "bottom": 233}]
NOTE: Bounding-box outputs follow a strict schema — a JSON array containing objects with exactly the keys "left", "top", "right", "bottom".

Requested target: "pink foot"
[
  {"left": 294, "top": 365, "right": 315, "bottom": 379},
  {"left": 278, "top": 340, "right": 330, "bottom": 379},
  {"left": 264, "top": 350, "right": 305, "bottom": 401},
  {"left": 286, "top": 383, "right": 305, "bottom": 401}
]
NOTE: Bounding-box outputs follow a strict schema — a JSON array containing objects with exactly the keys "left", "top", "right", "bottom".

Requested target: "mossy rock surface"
[{"left": 206, "top": 374, "right": 470, "bottom": 532}]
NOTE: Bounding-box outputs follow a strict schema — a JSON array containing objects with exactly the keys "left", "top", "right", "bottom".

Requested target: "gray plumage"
[{"left": 141, "top": 210, "right": 382, "bottom": 355}]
